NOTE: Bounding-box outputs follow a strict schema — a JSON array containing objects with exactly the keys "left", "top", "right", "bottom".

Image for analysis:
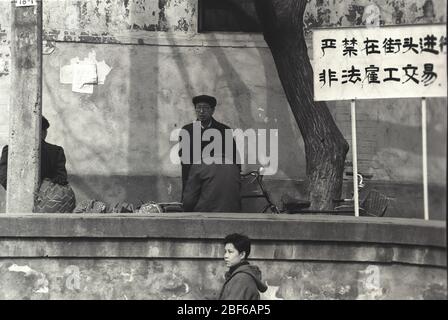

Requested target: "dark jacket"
[
  {"left": 182, "top": 161, "right": 241, "bottom": 212},
  {"left": 0, "top": 141, "right": 68, "bottom": 190},
  {"left": 180, "top": 117, "right": 239, "bottom": 198},
  {"left": 219, "top": 262, "right": 268, "bottom": 300}
]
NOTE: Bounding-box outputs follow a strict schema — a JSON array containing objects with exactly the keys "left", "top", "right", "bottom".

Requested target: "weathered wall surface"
[
  {"left": 0, "top": 0, "right": 446, "bottom": 216},
  {"left": 39, "top": 42, "right": 295, "bottom": 177},
  {"left": 304, "top": 0, "right": 447, "bottom": 32},
  {"left": 0, "top": 213, "right": 446, "bottom": 300},
  {"left": 43, "top": 0, "right": 198, "bottom": 39},
  {"left": 1, "top": 258, "right": 446, "bottom": 300}
]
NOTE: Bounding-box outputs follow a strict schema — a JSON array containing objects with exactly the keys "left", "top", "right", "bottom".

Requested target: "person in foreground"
[{"left": 218, "top": 233, "right": 267, "bottom": 300}]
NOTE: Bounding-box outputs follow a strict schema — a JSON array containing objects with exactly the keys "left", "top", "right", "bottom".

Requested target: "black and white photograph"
[{"left": 0, "top": 0, "right": 446, "bottom": 307}]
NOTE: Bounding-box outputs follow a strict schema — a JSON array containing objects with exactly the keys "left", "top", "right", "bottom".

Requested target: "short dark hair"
[
  {"left": 224, "top": 233, "right": 251, "bottom": 259},
  {"left": 42, "top": 116, "right": 50, "bottom": 130}
]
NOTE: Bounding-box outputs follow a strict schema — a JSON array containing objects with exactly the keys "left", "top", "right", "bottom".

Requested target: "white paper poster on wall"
[
  {"left": 312, "top": 24, "right": 447, "bottom": 101},
  {"left": 72, "top": 63, "right": 97, "bottom": 94},
  {"left": 59, "top": 50, "right": 112, "bottom": 94}
]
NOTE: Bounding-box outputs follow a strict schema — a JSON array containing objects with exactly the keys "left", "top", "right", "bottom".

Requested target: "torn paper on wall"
[
  {"left": 59, "top": 50, "right": 112, "bottom": 94},
  {"left": 96, "top": 61, "right": 112, "bottom": 85},
  {"left": 72, "top": 63, "right": 97, "bottom": 94}
]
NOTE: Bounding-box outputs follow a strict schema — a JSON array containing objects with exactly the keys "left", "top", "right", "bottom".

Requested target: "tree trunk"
[{"left": 254, "top": 0, "right": 349, "bottom": 210}]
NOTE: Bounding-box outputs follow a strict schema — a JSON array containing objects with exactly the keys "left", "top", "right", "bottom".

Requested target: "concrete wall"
[
  {"left": 0, "top": 0, "right": 446, "bottom": 217},
  {"left": 0, "top": 213, "right": 446, "bottom": 300}
]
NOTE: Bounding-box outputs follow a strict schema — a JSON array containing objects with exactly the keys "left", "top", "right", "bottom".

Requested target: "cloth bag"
[{"left": 34, "top": 178, "right": 76, "bottom": 213}]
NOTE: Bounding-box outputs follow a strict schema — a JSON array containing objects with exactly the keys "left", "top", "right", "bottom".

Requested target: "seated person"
[
  {"left": 182, "top": 155, "right": 241, "bottom": 213},
  {"left": 0, "top": 116, "right": 68, "bottom": 190}
]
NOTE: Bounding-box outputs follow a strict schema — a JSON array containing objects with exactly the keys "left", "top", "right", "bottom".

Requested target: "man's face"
[
  {"left": 42, "top": 129, "right": 47, "bottom": 141},
  {"left": 195, "top": 102, "right": 214, "bottom": 123},
  {"left": 224, "top": 243, "right": 245, "bottom": 268}
]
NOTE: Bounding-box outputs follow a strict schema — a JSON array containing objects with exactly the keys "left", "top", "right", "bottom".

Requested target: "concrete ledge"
[
  {"left": 0, "top": 213, "right": 446, "bottom": 299},
  {"left": 0, "top": 213, "right": 445, "bottom": 267},
  {"left": 0, "top": 213, "right": 445, "bottom": 247},
  {"left": 0, "top": 238, "right": 445, "bottom": 267}
]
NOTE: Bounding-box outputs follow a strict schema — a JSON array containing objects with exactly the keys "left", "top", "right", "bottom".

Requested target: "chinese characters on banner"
[{"left": 313, "top": 24, "right": 447, "bottom": 101}]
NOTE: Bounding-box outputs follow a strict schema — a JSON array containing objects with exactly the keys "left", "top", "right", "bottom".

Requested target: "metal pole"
[
  {"left": 351, "top": 99, "right": 359, "bottom": 217},
  {"left": 421, "top": 97, "right": 429, "bottom": 220},
  {"left": 6, "top": 0, "right": 42, "bottom": 213}
]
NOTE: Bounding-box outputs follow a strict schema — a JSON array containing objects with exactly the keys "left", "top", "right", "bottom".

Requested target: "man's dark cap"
[
  {"left": 42, "top": 116, "right": 50, "bottom": 130},
  {"left": 192, "top": 95, "right": 217, "bottom": 108}
]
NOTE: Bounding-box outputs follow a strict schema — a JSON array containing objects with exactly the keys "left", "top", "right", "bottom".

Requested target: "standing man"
[
  {"left": 182, "top": 155, "right": 241, "bottom": 212},
  {"left": 179, "top": 95, "right": 239, "bottom": 201}
]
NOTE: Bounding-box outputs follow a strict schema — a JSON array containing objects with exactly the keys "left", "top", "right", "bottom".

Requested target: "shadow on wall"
[
  {"left": 67, "top": 175, "right": 182, "bottom": 207},
  {"left": 178, "top": 31, "right": 304, "bottom": 180},
  {"left": 0, "top": 187, "right": 4, "bottom": 212},
  {"left": 369, "top": 111, "right": 446, "bottom": 182},
  {"left": 9, "top": 0, "right": 444, "bottom": 211},
  {"left": 43, "top": 44, "right": 126, "bottom": 201},
  {"left": 159, "top": 24, "right": 305, "bottom": 183},
  {"left": 328, "top": 97, "right": 447, "bottom": 184},
  {"left": 127, "top": 40, "right": 160, "bottom": 202}
]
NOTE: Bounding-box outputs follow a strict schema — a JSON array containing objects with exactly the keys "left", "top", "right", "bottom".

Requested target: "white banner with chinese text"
[{"left": 312, "top": 24, "right": 447, "bottom": 101}]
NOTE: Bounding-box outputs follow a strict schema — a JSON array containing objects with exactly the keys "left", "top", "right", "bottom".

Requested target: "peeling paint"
[
  {"left": 2, "top": 0, "right": 443, "bottom": 46},
  {"left": 261, "top": 282, "right": 283, "bottom": 300},
  {"left": 0, "top": 258, "right": 445, "bottom": 299},
  {"left": 8, "top": 264, "right": 34, "bottom": 275},
  {"left": 8, "top": 264, "right": 50, "bottom": 295},
  {"left": 44, "top": 0, "right": 197, "bottom": 36},
  {"left": 0, "top": 51, "right": 9, "bottom": 77},
  {"left": 35, "top": 284, "right": 49, "bottom": 293},
  {"left": 121, "top": 271, "right": 134, "bottom": 282},
  {"left": 304, "top": 0, "right": 446, "bottom": 34},
  {"left": 175, "top": 18, "right": 189, "bottom": 32}
]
